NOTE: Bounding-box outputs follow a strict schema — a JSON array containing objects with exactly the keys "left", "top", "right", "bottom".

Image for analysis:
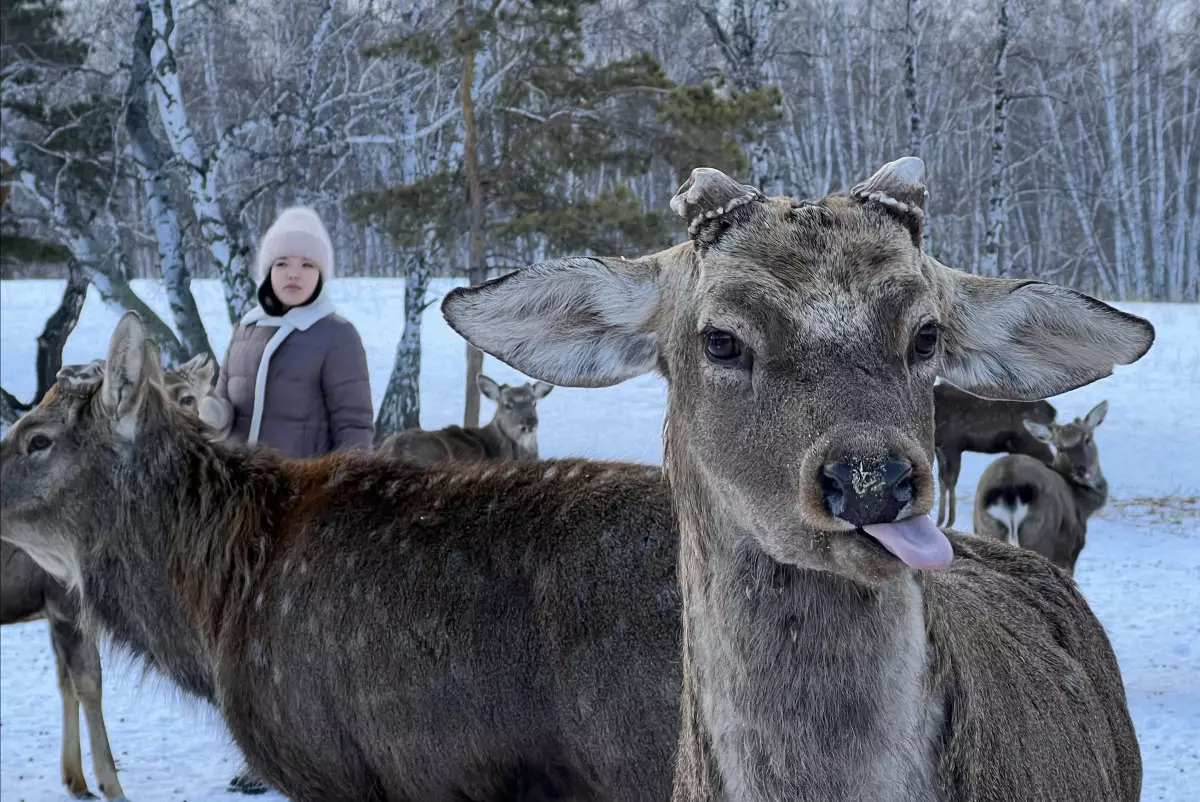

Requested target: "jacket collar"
[{"left": 240, "top": 290, "right": 336, "bottom": 331}]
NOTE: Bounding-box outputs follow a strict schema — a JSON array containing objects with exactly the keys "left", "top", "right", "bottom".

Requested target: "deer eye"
[
  {"left": 703, "top": 329, "right": 748, "bottom": 367},
  {"left": 913, "top": 322, "right": 939, "bottom": 361},
  {"left": 27, "top": 433, "right": 53, "bottom": 454},
  {"left": 179, "top": 395, "right": 196, "bottom": 408}
]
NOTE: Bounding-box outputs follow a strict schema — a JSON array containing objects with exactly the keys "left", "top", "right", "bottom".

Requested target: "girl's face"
[{"left": 270, "top": 255, "right": 321, "bottom": 307}]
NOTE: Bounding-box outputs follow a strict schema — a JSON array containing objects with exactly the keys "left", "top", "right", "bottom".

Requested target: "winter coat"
[{"left": 215, "top": 291, "right": 374, "bottom": 458}]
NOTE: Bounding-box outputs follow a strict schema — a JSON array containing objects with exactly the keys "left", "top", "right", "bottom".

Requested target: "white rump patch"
[{"left": 986, "top": 500, "right": 1029, "bottom": 547}]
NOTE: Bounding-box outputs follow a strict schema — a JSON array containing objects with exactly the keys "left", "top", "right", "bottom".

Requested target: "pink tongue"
[{"left": 861, "top": 515, "right": 953, "bottom": 570}]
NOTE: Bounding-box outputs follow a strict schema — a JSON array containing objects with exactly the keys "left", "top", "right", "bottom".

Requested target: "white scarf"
[{"left": 239, "top": 292, "right": 337, "bottom": 444}]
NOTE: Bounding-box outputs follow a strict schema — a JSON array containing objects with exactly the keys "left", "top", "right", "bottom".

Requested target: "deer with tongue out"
[{"left": 444, "top": 156, "right": 1148, "bottom": 801}]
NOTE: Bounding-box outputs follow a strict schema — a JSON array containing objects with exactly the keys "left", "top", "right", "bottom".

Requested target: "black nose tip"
[{"left": 821, "top": 459, "right": 914, "bottom": 527}]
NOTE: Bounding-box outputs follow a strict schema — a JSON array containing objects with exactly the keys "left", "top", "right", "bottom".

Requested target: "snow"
[{"left": 2, "top": 278, "right": 1197, "bottom": 801}]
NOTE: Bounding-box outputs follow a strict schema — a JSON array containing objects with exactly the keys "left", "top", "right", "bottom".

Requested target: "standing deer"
[
  {"left": 933, "top": 381, "right": 1057, "bottom": 527},
  {"left": 0, "top": 354, "right": 226, "bottom": 802},
  {"left": 377, "top": 374, "right": 553, "bottom": 465},
  {"left": 442, "top": 158, "right": 1149, "bottom": 801},
  {"left": 973, "top": 400, "right": 1110, "bottom": 575},
  {"left": 0, "top": 315, "right": 683, "bottom": 802}
]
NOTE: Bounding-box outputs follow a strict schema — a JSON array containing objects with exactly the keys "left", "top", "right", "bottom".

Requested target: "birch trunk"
[
  {"left": 982, "top": 0, "right": 1011, "bottom": 278},
  {"left": 147, "top": 0, "right": 257, "bottom": 324},
  {"left": 459, "top": 0, "right": 488, "bottom": 429}
]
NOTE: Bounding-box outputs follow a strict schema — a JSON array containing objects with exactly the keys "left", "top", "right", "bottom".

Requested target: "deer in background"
[
  {"left": 443, "top": 158, "right": 1148, "bottom": 801},
  {"left": 0, "top": 314, "right": 683, "bottom": 802},
  {"left": 973, "top": 400, "right": 1110, "bottom": 575},
  {"left": 0, "top": 352, "right": 225, "bottom": 802},
  {"left": 933, "top": 381, "right": 1057, "bottom": 527},
  {"left": 377, "top": 373, "right": 552, "bottom": 466}
]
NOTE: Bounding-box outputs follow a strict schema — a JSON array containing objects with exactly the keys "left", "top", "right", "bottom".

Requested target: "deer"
[
  {"left": 377, "top": 373, "right": 553, "bottom": 466},
  {"left": 972, "top": 400, "right": 1110, "bottom": 575},
  {"left": 441, "top": 157, "right": 1150, "bottom": 802},
  {"left": 0, "top": 352, "right": 226, "bottom": 802},
  {"left": 933, "top": 380, "right": 1057, "bottom": 527},
  {"left": 0, "top": 314, "right": 684, "bottom": 802}
]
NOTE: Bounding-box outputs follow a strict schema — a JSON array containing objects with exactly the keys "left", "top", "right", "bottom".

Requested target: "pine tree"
[{"left": 353, "top": 0, "right": 779, "bottom": 434}]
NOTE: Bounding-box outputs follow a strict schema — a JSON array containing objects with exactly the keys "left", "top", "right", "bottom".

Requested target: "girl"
[{"left": 208, "top": 206, "right": 374, "bottom": 457}]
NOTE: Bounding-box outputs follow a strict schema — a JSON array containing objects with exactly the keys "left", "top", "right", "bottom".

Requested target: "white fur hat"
[{"left": 255, "top": 206, "right": 335, "bottom": 281}]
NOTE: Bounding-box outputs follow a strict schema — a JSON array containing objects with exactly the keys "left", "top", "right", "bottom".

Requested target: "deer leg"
[
  {"left": 941, "top": 449, "right": 962, "bottom": 529},
  {"left": 50, "top": 619, "right": 94, "bottom": 800},
  {"left": 73, "top": 643, "right": 128, "bottom": 800}
]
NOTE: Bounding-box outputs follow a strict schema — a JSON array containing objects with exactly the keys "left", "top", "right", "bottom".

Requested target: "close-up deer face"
[{"left": 443, "top": 158, "right": 1153, "bottom": 584}]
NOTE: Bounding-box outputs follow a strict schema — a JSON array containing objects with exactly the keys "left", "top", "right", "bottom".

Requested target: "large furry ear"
[
  {"left": 442, "top": 255, "right": 663, "bottom": 387},
  {"left": 850, "top": 156, "right": 929, "bottom": 245},
  {"left": 935, "top": 268, "right": 1154, "bottom": 400},
  {"left": 56, "top": 361, "right": 106, "bottom": 398},
  {"left": 1083, "top": 400, "right": 1108, "bottom": 430},
  {"left": 179, "top": 352, "right": 215, "bottom": 388},
  {"left": 1023, "top": 419, "right": 1054, "bottom": 444},
  {"left": 100, "top": 311, "right": 153, "bottom": 431},
  {"left": 531, "top": 381, "right": 553, "bottom": 400},
  {"left": 670, "top": 167, "right": 764, "bottom": 248},
  {"left": 142, "top": 338, "right": 165, "bottom": 386},
  {"left": 477, "top": 374, "right": 502, "bottom": 402}
]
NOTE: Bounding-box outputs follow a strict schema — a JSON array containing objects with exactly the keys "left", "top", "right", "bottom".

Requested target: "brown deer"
[
  {"left": 973, "top": 400, "right": 1110, "bottom": 575},
  {"left": 0, "top": 354, "right": 226, "bottom": 802},
  {"left": 442, "top": 158, "right": 1150, "bottom": 802},
  {"left": 377, "top": 374, "right": 553, "bottom": 465},
  {"left": 0, "top": 315, "right": 683, "bottom": 802},
  {"left": 933, "top": 380, "right": 1057, "bottom": 527}
]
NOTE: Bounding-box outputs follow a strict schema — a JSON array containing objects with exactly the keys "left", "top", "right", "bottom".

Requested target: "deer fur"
[
  {"left": 0, "top": 317, "right": 682, "bottom": 802},
  {"left": 0, "top": 355, "right": 225, "bottom": 802},
  {"left": 973, "top": 400, "right": 1110, "bottom": 575},
  {"left": 377, "top": 374, "right": 553, "bottom": 466},
  {"left": 442, "top": 158, "right": 1150, "bottom": 802},
  {"left": 933, "top": 381, "right": 1056, "bottom": 527}
]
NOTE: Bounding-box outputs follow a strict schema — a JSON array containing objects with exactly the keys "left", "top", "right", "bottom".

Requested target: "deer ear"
[
  {"left": 1083, "top": 400, "right": 1108, "bottom": 430},
  {"left": 1023, "top": 419, "right": 1054, "bottom": 444},
  {"left": 531, "top": 381, "right": 554, "bottom": 400},
  {"left": 670, "top": 167, "right": 765, "bottom": 248},
  {"left": 850, "top": 156, "right": 928, "bottom": 245},
  {"left": 142, "top": 338, "right": 165, "bottom": 386},
  {"left": 443, "top": 255, "right": 663, "bottom": 388},
  {"left": 935, "top": 268, "right": 1154, "bottom": 400},
  {"left": 192, "top": 355, "right": 215, "bottom": 388},
  {"left": 100, "top": 311, "right": 152, "bottom": 432},
  {"left": 477, "top": 374, "right": 502, "bottom": 401}
]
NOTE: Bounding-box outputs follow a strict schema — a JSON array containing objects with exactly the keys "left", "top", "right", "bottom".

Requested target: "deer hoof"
[{"left": 228, "top": 774, "right": 271, "bottom": 795}]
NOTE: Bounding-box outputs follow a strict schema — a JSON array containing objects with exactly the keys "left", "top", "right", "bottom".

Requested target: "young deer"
[
  {"left": 973, "top": 400, "right": 1110, "bottom": 575},
  {"left": 0, "top": 354, "right": 225, "bottom": 802},
  {"left": 0, "top": 316, "right": 682, "bottom": 802},
  {"left": 933, "top": 381, "right": 1057, "bottom": 527},
  {"left": 377, "top": 374, "right": 552, "bottom": 465},
  {"left": 442, "top": 158, "right": 1150, "bottom": 802}
]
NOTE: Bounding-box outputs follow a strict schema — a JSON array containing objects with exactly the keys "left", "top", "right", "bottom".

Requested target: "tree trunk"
[
  {"left": 375, "top": 256, "right": 432, "bottom": 441},
  {"left": 458, "top": 0, "right": 488, "bottom": 429},
  {"left": 147, "top": 0, "right": 257, "bottom": 324},
  {"left": 982, "top": 0, "right": 1011, "bottom": 278},
  {"left": 128, "top": 0, "right": 212, "bottom": 364}
]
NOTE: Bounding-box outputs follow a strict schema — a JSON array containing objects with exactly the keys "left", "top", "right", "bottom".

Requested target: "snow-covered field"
[{"left": 1, "top": 278, "right": 1197, "bottom": 801}]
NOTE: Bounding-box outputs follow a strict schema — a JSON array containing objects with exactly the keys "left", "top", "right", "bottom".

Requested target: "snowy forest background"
[{"left": 2, "top": 0, "right": 1197, "bottom": 434}]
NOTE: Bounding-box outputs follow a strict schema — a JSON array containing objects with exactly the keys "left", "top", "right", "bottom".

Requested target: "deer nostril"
[{"left": 820, "top": 458, "right": 915, "bottom": 526}]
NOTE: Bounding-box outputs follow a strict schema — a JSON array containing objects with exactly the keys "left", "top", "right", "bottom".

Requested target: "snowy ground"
[{"left": 1, "top": 278, "right": 1197, "bottom": 801}]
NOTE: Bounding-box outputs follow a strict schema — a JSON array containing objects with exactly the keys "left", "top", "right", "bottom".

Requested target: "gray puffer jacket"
[{"left": 214, "top": 292, "right": 374, "bottom": 458}]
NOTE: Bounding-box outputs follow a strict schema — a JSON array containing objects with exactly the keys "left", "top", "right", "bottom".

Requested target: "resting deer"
[
  {"left": 973, "top": 400, "right": 1110, "bottom": 575},
  {"left": 0, "top": 353, "right": 225, "bottom": 802},
  {"left": 933, "top": 381, "right": 1056, "bottom": 527},
  {"left": 0, "top": 314, "right": 683, "bottom": 801},
  {"left": 442, "top": 157, "right": 1149, "bottom": 801},
  {"left": 377, "top": 374, "right": 552, "bottom": 465}
]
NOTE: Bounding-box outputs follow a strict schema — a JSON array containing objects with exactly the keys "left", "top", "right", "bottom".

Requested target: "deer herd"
[{"left": 0, "top": 158, "right": 1154, "bottom": 801}]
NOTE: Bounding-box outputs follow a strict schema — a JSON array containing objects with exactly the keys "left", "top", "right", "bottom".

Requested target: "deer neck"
[
  {"left": 1054, "top": 457, "right": 1109, "bottom": 518},
  {"left": 667, "top": 453, "right": 939, "bottom": 802},
  {"left": 79, "top": 432, "right": 278, "bottom": 703}
]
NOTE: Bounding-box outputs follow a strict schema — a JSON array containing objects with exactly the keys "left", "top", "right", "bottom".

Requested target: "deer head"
[
  {"left": 165, "top": 353, "right": 216, "bottom": 412},
  {"left": 478, "top": 373, "right": 553, "bottom": 443},
  {"left": 0, "top": 312, "right": 196, "bottom": 587},
  {"left": 1024, "top": 400, "right": 1109, "bottom": 489},
  {"left": 442, "top": 158, "right": 1153, "bottom": 583}
]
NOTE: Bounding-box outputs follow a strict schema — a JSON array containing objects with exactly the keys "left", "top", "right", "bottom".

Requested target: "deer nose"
[
  {"left": 820, "top": 459, "right": 914, "bottom": 527},
  {"left": 524, "top": 417, "right": 538, "bottom": 429}
]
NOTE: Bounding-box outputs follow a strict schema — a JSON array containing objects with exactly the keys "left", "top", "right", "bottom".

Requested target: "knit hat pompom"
[{"left": 256, "top": 206, "right": 335, "bottom": 281}]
